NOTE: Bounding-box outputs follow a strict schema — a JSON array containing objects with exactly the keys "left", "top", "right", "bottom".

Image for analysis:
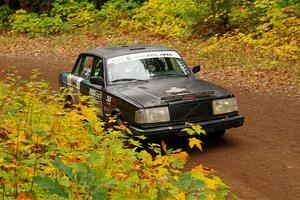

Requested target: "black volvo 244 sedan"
[{"left": 59, "top": 45, "right": 244, "bottom": 138}]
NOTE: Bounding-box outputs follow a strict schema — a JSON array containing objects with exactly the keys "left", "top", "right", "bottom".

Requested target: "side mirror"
[
  {"left": 90, "top": 76, "right": 104, "bottom": 86},
  {"left": 191, "top": 64, "right": 201, "bottom": 74}
]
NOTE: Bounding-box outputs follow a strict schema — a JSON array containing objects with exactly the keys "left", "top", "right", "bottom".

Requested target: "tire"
[
  {"left": 210, "top": 130, "right": 225, "bottom": 139},
  {"left": 63, "top": 96, "right": 76, "bottom": 109},
  {"left": 64, "top": 98, "right": 72, "bottom": 109}
]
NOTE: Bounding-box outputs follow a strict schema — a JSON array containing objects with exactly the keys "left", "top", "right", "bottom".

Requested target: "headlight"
[
  {"left": 213, "top": 98, "right": 238, "bottom": 115},
  {"left": 135, "top": 107, "right": 170, "bottom": 123}
]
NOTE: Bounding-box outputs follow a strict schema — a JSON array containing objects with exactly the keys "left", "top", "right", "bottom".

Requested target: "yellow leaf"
[
  {"left": 205, "top": 179, "right": 216, "bottom": 190},
  {"left": 191, "top": 164, "right": 214, "bottom": 176},
  {"left": 161, "top": 139, "right": 167, "bottom": 153},
  {"left": 188, "top": 137, "right": 203, "bottom": 151},
  {"left": 126, "top": 128, "right": 133, "bottom": 135},
  {"left": 208, "top": 193, "right": 216, "bottom": 200},
  {"left": 31, "top": 135, "right": 42, "bottom": 144},
  {"left": 20, "top": 144, "right": 35, "bottom": 152},
  {"left": 170, "top": 151, "right": 189, "bottom": 163},
  {"left": 134, "top": 164, "right": 141, "bottom": 171},
  {"left": 175, "top": 192, "right": 185, "bottom": 200},
  {"left": 0, "top": 157, "right": 5, "bottom": 163}
]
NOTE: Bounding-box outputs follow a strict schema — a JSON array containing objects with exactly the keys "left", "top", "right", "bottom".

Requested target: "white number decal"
[{"left": 106, "top": 96, "right": 112, "bottom": 103}]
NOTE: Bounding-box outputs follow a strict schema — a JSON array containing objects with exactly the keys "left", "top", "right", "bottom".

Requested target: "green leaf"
[
  {"left": 192, "top": 125, "right": 206, "bottom": 135},
  {"left": 168, "top": 173, "right": 206, "bottom": 193},
  {"left": 181, "top": 128, "right": 195, "bottom": 135},
  {"left": 136, "top": 135, "right": 147, "bottom": 140},
  {"left": 128, "top": 138, "right": 142, "bottom": 148},
  {"left": 92, "top": 189, "right": 108, "bottom": 200},
  {"left": 34, "top": 176, "right": 68, "bottom": 198},
  {"left": 53, "top": 157, "right": 75, "bottom": 182},
  {"left": 0, "top": 170, "right": 9, "bottom": 181},
  {"left": 76, "top": 166, "right": 96, "bottom": 187}
]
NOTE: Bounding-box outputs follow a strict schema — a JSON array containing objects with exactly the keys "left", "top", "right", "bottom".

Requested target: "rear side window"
[
  {"left": 92, "top": 58, "right": 104, "bottom": 78},
  {"left": 72, "top": 56, "right": 83, "bottom": 75}
]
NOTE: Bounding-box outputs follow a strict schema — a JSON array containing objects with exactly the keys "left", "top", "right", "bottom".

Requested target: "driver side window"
[
  {"left": 72, "top": 55, "right": 104, "bottom": 81},
  {"left": 79, "top": 56, "right": 96, "bottom": 79},
  {"left": 92, "top": 57, "right": 104, "bottom": 78}
]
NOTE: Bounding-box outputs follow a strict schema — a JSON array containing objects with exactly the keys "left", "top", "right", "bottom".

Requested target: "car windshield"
[{"left": 106, "top": 51, "right": 191, "bottom": 83}]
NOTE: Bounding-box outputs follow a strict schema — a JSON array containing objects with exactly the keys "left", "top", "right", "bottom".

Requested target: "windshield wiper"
[
  {"left": 151, "top": 73, "right": 189, "bottom": 78},
  {"left": 111, "top": 78, "right": 148, "bottom": 83}
]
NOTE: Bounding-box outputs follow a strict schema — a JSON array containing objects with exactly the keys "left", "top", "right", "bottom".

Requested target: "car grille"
[{"left": 169, "top": 100, "right": 213, "bottom": 122}]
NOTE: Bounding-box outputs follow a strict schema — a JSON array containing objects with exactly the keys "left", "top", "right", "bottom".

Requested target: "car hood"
[{"left": 113, "top": 77, "right": 233, "bottom": 107}]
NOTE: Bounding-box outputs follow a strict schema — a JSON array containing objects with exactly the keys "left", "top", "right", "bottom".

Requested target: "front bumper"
[{"left": 129, "top": 114, "right": 244, "bottom": 139}]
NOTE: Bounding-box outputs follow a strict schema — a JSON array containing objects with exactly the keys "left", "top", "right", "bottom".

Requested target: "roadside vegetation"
[
  {"left": 0, "top": 72, "right": 236, "bottom": 199},
  {"left": 0, "top": 0, "right": 299, "bottom": 82}
]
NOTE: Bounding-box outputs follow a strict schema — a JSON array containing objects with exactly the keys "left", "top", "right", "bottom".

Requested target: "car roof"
[{"left": 82, "top": 44, "right": 176, "bottom": 59}]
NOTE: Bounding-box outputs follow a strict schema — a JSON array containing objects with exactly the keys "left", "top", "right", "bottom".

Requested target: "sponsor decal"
[
  {"left": 62, "top": 73, "right": 69, "bottom": 84},
  {"left": 107, "top": 51, "right": 181, "bottom": 65},
  {"left": 67, "top": 74, "right": 73, "bottom": 86},
  {"left": 166, "top": 87, "right": 187, "bottom": 94},
  {"left": 75, "top": 77, "right": 84, "bottom": 89},
  {"left": 89, "top": 88, "right": 102, "bottom": 99},
  {"left": 66, "top": 74, "right": 84, "bottom": 90}
]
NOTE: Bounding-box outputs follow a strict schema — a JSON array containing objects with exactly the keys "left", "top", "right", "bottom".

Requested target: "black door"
[{"left": 79, "top": 55, "right": 105, "bottom": 117}]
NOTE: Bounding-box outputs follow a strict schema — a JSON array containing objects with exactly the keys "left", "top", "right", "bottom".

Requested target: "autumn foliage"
[{"left": 0, "top": 72, "right": 236, "bottom": 199}]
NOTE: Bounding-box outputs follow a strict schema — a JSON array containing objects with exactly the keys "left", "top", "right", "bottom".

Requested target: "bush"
[
  {"left": 8, "top": 0, "right": 101, "bottom": 35},
  {"left": 9, "top": 9, "right": 65, "bottom": 35},
  {"left": 0, "top": 5, "right": 13, "bottom": 28},
  {"left": 126, "top": 0, "right": 201, "bottom": 37},
  {"left": 99, "top": 0, "right": 201, "bottom": 37},
  {"left": 99, "top": 0, "right": 143, "bottom": 27},
  {"left": 0, "top": 72, "right": 236, "bottom": 199},
  {"left": 193, "top": 0, "right": 299, "bottom": 79},
  {"left": 198, "top": 29, "right": 300, "bottom": 79},
  {"left": 9, "top": 9, "right": 42, "bottom": 34},
  {"left": 51, "top": 0, "right": 100, "bottom": 28}
]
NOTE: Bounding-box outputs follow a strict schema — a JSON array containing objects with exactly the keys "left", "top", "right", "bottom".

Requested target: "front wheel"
[{"left": 210, "top": 130, "right": 225, "bottom": 139}]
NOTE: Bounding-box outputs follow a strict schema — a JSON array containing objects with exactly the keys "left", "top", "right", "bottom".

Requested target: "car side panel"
[
  {"left": 78, "top": 80, "right": 137, "bottom": 123},
  {"left": 79, "top": 80, "right": 104, "bottom": 118},
  {"left": 101, "top": 90, "right": 137, "bottom": 123}
]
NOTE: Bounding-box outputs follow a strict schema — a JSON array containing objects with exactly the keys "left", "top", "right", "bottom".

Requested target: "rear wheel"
[{"left": 64, "top": 96, "right": 73, "bottom": 109}]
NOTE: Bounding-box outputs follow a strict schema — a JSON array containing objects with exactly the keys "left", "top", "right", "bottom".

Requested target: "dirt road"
[{"left": 1, "top": 56, "right": 300, "bottom": 199}]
